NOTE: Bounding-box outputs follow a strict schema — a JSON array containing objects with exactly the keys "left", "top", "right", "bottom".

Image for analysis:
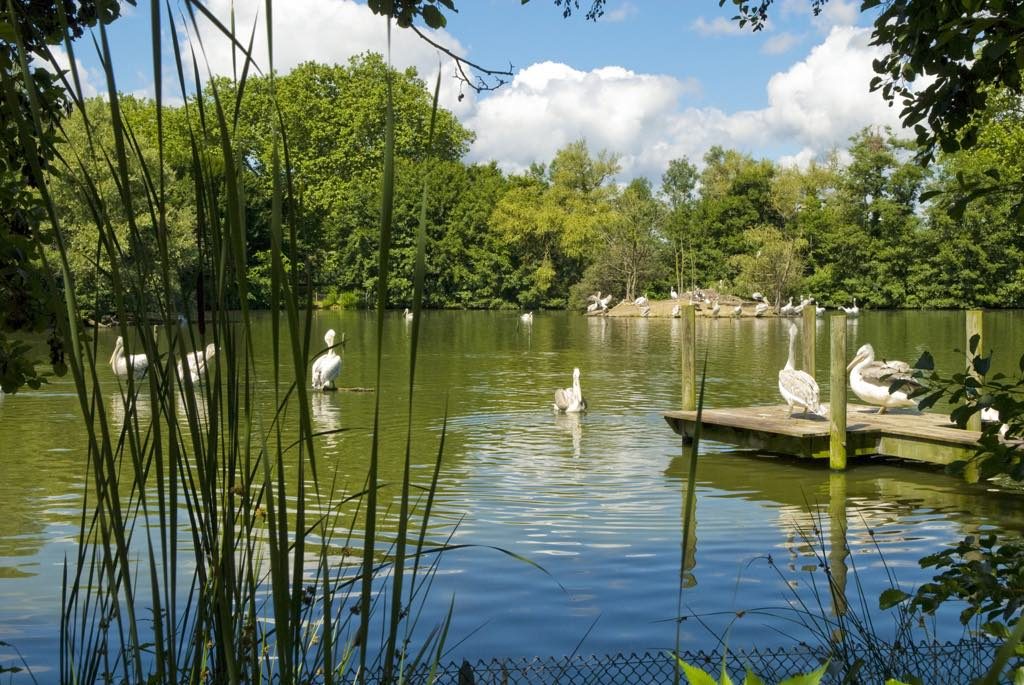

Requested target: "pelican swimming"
[
  {"left": 177, "top": 342, "right": 217, "bottom": 384},
  {"left": 847, "top": 343, "right": 919, "bottom": 413},
  {"left": 778, "top": 323, "right": 821, "bottom": 417},
  {"left": 733, "top": 304, "right": 743, "bottom": 317},
  {"left": 110, "top": 336, "right": 150, "bottom": 380},
  {"left": 841, "top": 298, "right": 860, "bottom": 318},
  {"left": 671, "top": 304, "right": 681, "bottom": 318},
  {"left": 403, "top": 308, "right": 414, "bottom": 321},
  {"left": 754, "top": 302, "right": 770, "bottom": 317},
  {"left": 520, "top": 311, "right": 534, "bottom": 323},
  {"left": 639, "top": 305, "right": 651, "bottom": 317},
  {"left": 553, "top": 367, "right": 586, "bottom": 413},
  {"left": 312, "top": 329, "right": 342, "bottom": 392},
  {"left": 671, "top": 287, "right": 679, "bottom": 300}
]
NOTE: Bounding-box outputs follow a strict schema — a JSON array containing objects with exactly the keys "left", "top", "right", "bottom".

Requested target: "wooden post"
[
  {"left": 830, "top": 314, "right": 847, "bottom": 470},
  {"left": 802, "top": 305, "right": 816, "bottom": 379},
  {"left": 681, "top": 304, "right": 696, "bottom": 412},
  {"left": 966, "top": 309, "right": 984, "bottom": 432}
]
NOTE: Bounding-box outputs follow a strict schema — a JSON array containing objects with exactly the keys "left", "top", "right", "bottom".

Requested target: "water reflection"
[
  {"left": 553, "top": 412, "right": 583, "bottom": 459},
  {"left": 311, "top": 392, "right": 344, "bottom": 451}
]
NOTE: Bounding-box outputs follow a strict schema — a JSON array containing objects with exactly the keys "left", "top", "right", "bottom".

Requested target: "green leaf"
[
  {"left": 880, "top": 588, "right": 911, "bottom": 609},
  {"left": 420, "top": 4, "right": 446, "bottom": 28},
  {"left": 779, "top": 661, "right": 829, "bottom": 685},
  {"left": 743, "top": 669, "right": 766, "bottom": 685},
  {"left": 676, "top": 659, "right": 719, "bottom": 685}
]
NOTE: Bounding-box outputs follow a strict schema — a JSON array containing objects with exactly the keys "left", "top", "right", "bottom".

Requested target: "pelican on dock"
[
  {"left": 553, "top": 367, "right": 586, "bottom": 413},
  {"left": 110, "top": 336, "right": 150, "bottom": 380},
  {"left": 520, "top": 311, "right": 534, "bottom": 323},
  {"left": 841, "top": 298, "right": 860, "bottom": 318},
  {"left": 754, "top": 302, "right": 770, "bottom": 317},
  {"left": 847, "top": 343, "right": 919, "bottom": 413},
  {"left": 403, "top": 308, "right": 414, "bottom": 321},
  {"left": 177, "top": 342, "right": 217, "bottom": 384},
  {"left": 312, "top": 329, "right": 342, "bottom": 392},
  {"left": 778, "top": 323, "right": 821, "bottom": 417}
]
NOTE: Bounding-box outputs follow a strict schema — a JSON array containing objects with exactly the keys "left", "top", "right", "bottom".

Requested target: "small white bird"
[
  {"left": 520, "top": 311, "right": 534, "bottom": 323},
  {"left": 754, "top": 302, "right": 770, "bottom": 317},
  {"left": 841, "top": 298, "right": 860, "bottom": 318},
  {"left": 815, "top": 302, "right": 826, "bottom": 317},
  {"left": 311, "top": 329, "right": 343, "bottom": 392},
  {"left": 671, "top": 287, "right": 679, "bottom": 300},
  {"left": 634, "top": 295, "right": 648, "bottom": 306},
  {"left": 177, "top": 342, "right": 217, "bottom": 384},
  {"left": 586, "top": 301, "right": 600, "bottom": 313},
  {"left": 780, "top": 297, "right": 795, "bottom": 317},
  {"left": 752, "top": 292, "right": 764, "bottom": 302},
  {"left": 847, "top": 343, "right": 919, "bottom": 413},
  {"left": 779, "top": 323, "right": 822, "bottom": 417},
  {"left": 110, "top": 336, "right": 150, "bottom": 380},
  {"left": 599, "top": 293, "right": 613, "bottom": 309},
  {"left": 553, "top": 367, "right": 587, "bottom": 413},
  {"left": 733, "top": 304, "right": 743, "bottom": 317},
  {"left": 403, "top": 307, "right": 414, "bottom": 321},
  {"left": 639, "top": 305, "right": 651, "bottom": 317}
]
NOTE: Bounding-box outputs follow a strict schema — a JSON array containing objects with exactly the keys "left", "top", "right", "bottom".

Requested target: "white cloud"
[
  {"left": 604, "top": 2, "right": 639, "bottom": 22},
  {"left": 40, "top": 46, "right": 101, "bottom": 99},
  {"left": 818, "top": 0, "right": 860, "bottom": 29},
  {"left": 186, "top": 0, "right": 475, "bottom": 116},
  {"left": 466, "top": 27, "right": 902, "bottom": 181},
  {"left": 761, "top": 32, "right": 801, "bottom": 55},
  {"left": 691, "top": 16, "right": 746, "bottom": 36}
]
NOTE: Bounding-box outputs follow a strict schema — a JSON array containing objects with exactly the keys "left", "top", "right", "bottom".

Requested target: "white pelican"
[
  {"left": 177, "top": 342, "right": 217, "bottom": 384},
  {"left": 779, "top": 323, "right": 821, "bottom": 417},
  {"left": 586, "top": 301, "right": 600, "bottom": 313},
  {"left": 780, "top": 297, "right": 795, "bottom": 317},
  {"left": 634, "top": 295, "right": 648, "bottom": 306},
  {"left": 520, "top": 311, "right": 534, "bottom": 323},
  {"left": 312, "top": 329, "right": 342, "bottom": 392},
  {"left": 671, "top": 287, "right": 679, "bottom": 300},
  {"left": 639, "top": 305, "right": 651, "bottom": 317},
  {"left": 847, "top": 343, "right": 919, "bottom": 413},
  {"left": 841, "top": 298, "right": 860, "bottom": 318},
  {"left": 710, "top": 300, "right": 721, "bottom": 318},
  {"left": 754, "top": 302, "right": 770, "bottom": 317},
  {"left": 752, "top": 292, "right": 764, "bottom": 302},
  {"left": 599, "top": 293, "right": 613, "bottom": 309},
  {"left": 587, "top": 291, "right": 603, "bottom": 310},
  {"left": 732, "top": 304, "right": 743, "bottom": 317},
  {"left": 553, "top": 367, "right": 586, "bottom": 413},
  {"left": 671, "top": 304, "right": 681, "bottom": 318},
  {"left": 403, "top": 307, "right": 414, "bottom": 321},
  {"left": 110, "top": 336, "right": 150, "bottom": 380}
]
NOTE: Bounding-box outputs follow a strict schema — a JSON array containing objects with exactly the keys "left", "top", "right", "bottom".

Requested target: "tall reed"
[{"left": 4, "top": 1, "right": 453, "bottom": 681}]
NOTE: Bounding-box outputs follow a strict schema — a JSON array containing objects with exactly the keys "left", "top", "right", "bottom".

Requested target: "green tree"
[
  {"left": 661, "top": 156, "right": 698, "bottom": 296},
  {"left": 592, "top": 177, "right": 666, "bottom": 303}
]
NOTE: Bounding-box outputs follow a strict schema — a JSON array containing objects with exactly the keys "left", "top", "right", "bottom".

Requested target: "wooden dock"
[{"left": 663, "top": 404, "right": 982, "bottom": 467}]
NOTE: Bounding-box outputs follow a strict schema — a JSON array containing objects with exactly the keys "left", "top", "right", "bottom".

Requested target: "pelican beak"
[{"left": 846, "top": 351, "right": 863, "bottom": 373}]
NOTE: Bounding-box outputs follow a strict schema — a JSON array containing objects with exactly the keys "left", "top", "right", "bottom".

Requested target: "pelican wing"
[
  {"left": 553, "top": 387, "right": 574, "bottom": 411},
  {"left": 779, "top": 369, "right": 821, "bottom": 412},
  {"left": 860, "top": 360, "right": 917, "bottom": 388}
]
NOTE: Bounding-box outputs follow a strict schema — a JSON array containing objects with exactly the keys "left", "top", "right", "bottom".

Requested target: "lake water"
[{"left": 1, "top": 309, "right": 1023, "bottom": 671}]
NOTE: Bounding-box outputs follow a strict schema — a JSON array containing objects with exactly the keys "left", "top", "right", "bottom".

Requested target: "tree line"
[{"left": 46, "top": 54, "right": 1024, "bottom": 317}]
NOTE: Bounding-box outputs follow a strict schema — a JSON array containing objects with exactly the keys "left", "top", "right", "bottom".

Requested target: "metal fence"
[{"left": 359, "top": 639, "right": 1006, "bottom": 684}]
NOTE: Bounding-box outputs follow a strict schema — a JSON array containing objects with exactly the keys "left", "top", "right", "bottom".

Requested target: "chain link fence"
[{"left": 357, "top": 639, "right": 1006, "bottom": 684}]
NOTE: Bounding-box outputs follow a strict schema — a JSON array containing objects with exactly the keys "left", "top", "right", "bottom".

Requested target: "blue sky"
[{"left": 59, "top": 0, "right": 900, "bottom": 181}]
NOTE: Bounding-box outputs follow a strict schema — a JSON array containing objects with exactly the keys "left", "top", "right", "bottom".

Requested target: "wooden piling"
[
  {"left": 802, "top": 305, "right": 816, "bottom": 379},
  {"left": 681, "top": 304, "right": 696, "bottom": 412},
  {"left": 966, "top": 309, "right": 984, "bottom": 432},
  {"left": 830, "top": 314, "right": 847, "bottom": 470}
]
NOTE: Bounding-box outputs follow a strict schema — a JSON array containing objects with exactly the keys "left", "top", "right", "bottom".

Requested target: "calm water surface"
[{"left": 1, "top": 310, "right": 1023, "bottom": 669}]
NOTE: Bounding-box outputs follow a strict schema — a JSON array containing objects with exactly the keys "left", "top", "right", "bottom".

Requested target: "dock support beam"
[
  {"left": 830, "top": 314, "right": 847, "bottom": 470},
  {"left": 681, "top": 304, "right": 696, "bottom": 411},
  {"left": 966, "top": 309, "right": 984, "bottom": 432},
  {"left": 802, "top": 305, "right": 816, "bottom": 379}
]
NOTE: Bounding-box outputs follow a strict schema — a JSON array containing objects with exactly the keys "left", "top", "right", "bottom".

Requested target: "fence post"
[
  {"left": 966, "top": 309, "right": 984, "bottom": 432},
  {"left": 830, "top": 314, "right": 847, "bottom": 470},
  {"left": 681, "top": 304, "right": 696, "bottom": 412},
  {"left": 802, "top": 305, "right": 816, "bottom": 379}
]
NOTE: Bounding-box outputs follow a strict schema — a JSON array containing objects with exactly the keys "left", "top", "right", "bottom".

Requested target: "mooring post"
[
  {"left": 681, "top": 304, "right": 696, "bottom": 412},
  {"left": 802, "top": 305, "right": 816, "bottom": 379},
  {"left": 966, "top": 309, "right": 984, "bottom": 432},
  {"left": 830, "top": 314, "right": 847, "bottom": 470}
]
